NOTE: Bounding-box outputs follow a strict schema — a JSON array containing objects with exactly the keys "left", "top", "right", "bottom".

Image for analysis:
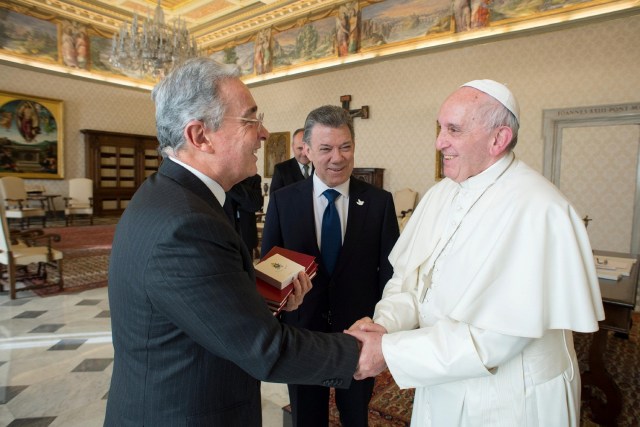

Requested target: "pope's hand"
[
  {"left": 345, "top": 322, "right": 388, "bottom": 380},
  {"left": 348, "top": 316, "right": 374, "bottom": 331}
]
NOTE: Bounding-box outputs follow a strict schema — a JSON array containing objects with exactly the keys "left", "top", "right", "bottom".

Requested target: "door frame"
[{"left": 542, "top": 102, "right": 640, "bottom": 252}]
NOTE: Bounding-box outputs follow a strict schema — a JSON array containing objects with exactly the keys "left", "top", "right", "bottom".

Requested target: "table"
[{"left": 581, "top": 250, "right": 638, "bottom": 426}]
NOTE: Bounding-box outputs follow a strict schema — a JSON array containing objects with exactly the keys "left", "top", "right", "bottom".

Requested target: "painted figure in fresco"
[
  {"left": 0, "top": 112, "right": 12, "bottom": 131},
  {"left": 254, "top": 29, "right": 272, "bottom": 75},
  {"left": 347, "top": 3, "right": 359, "bottom": 53},
  {"left": 337, "top": 6, "right": 350, "bottom": 56},
  {"left": 454, "top": 0, "right": 472, "bottom": 32},
  {"left": 454, "top": 0, "right": 490, "bottom": 32},
  {"left": 337, "top": 2, "right": 359, "bottom": 56},
  {"left": 470, "top": 0, "right": 491, "bottom": 29},
  {"left": 62, "top": 24, "right": 78, "bottom": 67},
  {"left": 16, "top": 101, "right": 40, "bottom": 142},
  {"left": 76, "top": 28, "right": 89, "bottom": 69}
]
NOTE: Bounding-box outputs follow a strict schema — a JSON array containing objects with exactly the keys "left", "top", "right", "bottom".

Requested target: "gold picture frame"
[
  {"left": 0, "top": 91, "right": 64, "bottom": 179},
  {"left": 264, "top": 132, "right": 290, "bottom": 178}
]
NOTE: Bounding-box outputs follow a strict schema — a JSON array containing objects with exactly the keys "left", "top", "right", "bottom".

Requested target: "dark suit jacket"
[
  {"left": 261, "top": 176, "right": 399, "bottom": 332},
  {"left": 270, "top": 157, "right": 309, "bottom": 195},
  {"left": 224, "top": 174, "right": 263, "bottom": 250},
  {"left": 105, "top": 160, "right": 358, "bottom": 427}
]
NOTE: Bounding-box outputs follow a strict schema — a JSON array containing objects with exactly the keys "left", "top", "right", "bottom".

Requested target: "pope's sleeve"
[
  {"left": 373, "top": 272, "right": 420, "bottom": 333},
  {"left": 381, "top": 319, "right": 532, "bottom": 389}
]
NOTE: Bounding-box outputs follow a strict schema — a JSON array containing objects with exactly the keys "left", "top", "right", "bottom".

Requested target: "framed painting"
[
  {"left": 264, "top": 132, "right": 290, "bottom": 178},
  {"left": 0, "top": 91, "right": 64, "bottom": 179}
]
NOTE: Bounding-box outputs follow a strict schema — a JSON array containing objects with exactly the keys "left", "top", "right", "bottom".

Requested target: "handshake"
[{"left": 345, "top": 317, "right": 388, "bottom": 380}]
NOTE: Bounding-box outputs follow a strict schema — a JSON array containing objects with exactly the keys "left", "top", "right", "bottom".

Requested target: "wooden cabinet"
[
  {"left": 352, "top": 168, "right": 384, "bottom": 188},
  {"left": 82, "top": 129, "right": 161, "bottom": 215}
]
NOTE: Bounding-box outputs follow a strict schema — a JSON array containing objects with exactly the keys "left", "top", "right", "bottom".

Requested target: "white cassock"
[{"left": 374, "top": 152, "right": 604, "bottom": 426}]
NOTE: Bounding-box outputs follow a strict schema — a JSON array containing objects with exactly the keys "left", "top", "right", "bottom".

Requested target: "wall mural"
[{"left": 0, "top": 0, "right": 636, "bottom": 88}]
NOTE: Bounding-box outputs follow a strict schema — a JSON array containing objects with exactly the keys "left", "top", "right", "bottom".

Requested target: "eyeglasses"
[{"left": 226, "top": 112, "right": 264, "bottom": 133}]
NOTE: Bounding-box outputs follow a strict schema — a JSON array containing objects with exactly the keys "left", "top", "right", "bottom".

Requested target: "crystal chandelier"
[{"left": 110, "top": 0, "right": 198, "bottom": 79}]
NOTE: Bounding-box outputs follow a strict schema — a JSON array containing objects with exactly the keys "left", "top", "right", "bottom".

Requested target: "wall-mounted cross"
[{"left": 340, "top": 95, "right": 369, "bottom": 119}]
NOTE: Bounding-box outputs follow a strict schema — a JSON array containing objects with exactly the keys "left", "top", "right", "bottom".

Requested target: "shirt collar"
[
  {"left": 312, "top": 174, "right": 350, "bottom": 199},
  {"left": 168, "top": 156, "right": 226, "bottom": 206},
  {"left": 460, "top": 151, "right": 515, "bottom": 190}
]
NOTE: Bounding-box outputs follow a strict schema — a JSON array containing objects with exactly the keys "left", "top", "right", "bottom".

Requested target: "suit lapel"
[
  {"left": 288, "top": 158, "right": 305, "bottom": 182},
  {"left": 296, "top": 178, "right": 322, "bottom": 257},
  {"left": 333, "top": 178, "right": 369, "bottom": 275}
]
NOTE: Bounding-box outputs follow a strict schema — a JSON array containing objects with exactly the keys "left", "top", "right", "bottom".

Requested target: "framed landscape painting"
[{"left": 0, "top": 91, "right": 64, "bottom": 179}]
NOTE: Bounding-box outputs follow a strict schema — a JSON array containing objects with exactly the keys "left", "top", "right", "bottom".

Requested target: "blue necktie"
[{"left": 321, "top": 189, "right": 342, "bottom": 275}]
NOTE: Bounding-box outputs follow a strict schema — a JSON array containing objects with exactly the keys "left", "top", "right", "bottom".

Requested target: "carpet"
[
  {"left": 329, "top": 370, "right": 412, "bottom": 427},
  {"left": 327, "top": 313, "right": 640, "bottom": 427},
  {"left": 47, "top": 224, "right": 116, "bottom": 258},
  {"left": 30, "top": 224, "right": 115, "bottom": 296}
]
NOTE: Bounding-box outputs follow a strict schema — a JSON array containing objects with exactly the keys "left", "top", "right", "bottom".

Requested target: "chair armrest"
[
  {"left": 23, "top": 232, "right": 61, "bottom": 248},
  {"left": 9, "top": 228, "right": 44, "bottom": 245},
  {"left": 5, "top": 197, "right": 27, "bottom": 210}
]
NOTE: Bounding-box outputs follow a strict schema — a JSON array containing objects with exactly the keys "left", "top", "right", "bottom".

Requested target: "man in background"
[
  {"left": 269, "top": 128, "right": 312, "bottom": 194},
  {"left": 224, "top": 173, "right": 263, "bottom": 257},
  {"left": 348, "top": 80, "right": 604, "bottom": 426},
  {"left": 262, "top": 105, "right": 399, "bottom": 426},
  {"left": 105, "top": 58, "right": 361, "bottom": 427}
]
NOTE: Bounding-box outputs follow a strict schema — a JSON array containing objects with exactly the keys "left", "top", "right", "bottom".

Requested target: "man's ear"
[
  {"left": 184, "top": 120, "right": 214, "bottom": 153},
  {"left": 303, "top": 143, "right": 313, "bottom": 162},
  {"left": 489, "top": 126, "right": 513, "bottom": 157}
]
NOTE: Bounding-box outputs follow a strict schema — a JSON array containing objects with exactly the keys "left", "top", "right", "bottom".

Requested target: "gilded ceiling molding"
[
  {"left": 195, "top": 0, "right": 344, "bottom": 49},
  {"left": 1, "top": 0, "right": 125, "bottom": 31}
]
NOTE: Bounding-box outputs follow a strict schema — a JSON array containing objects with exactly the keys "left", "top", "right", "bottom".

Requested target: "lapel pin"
[{"left": 357, "top": 199, "right": 364, "bottom": 206}]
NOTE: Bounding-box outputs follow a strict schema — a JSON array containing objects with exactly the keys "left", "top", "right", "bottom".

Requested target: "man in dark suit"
[
  {"left": 224, "top": 173, "right": 263, "bottom": 256},
  {"left": 269, "top": 128, "right": 311, "bottom": 194},
  {"left": 261, "top": 105, "right": 400, "bottom": 427},
  {"left": 105, "top": 58, "right": 360, "bottom": 427}
]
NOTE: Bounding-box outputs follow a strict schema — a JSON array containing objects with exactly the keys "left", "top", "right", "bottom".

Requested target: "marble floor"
[{"left": 0, "top": 287, "right": 290, "bottom": 427}]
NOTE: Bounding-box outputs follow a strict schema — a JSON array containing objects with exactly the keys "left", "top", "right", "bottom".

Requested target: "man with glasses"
[
  {"left": 270, "top": 128, "right": 313, "bottom": 195},
  {"left": 105, "top": 58, "right": 361, "bottom": 426}
]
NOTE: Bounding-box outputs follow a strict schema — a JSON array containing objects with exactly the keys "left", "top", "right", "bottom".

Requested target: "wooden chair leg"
[
  {"left": 57, "top": 259, "right": 64, "bottom": 291},
  {"left": 8, "top": 258, "right": 16, "bottom": 300}
]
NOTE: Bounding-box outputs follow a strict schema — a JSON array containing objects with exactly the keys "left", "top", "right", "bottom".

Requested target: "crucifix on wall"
[{"left": 340, "top": 95, "right": 369, "bottom": 119}]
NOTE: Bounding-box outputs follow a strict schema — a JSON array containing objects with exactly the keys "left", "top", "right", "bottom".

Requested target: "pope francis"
[{"left": 347, "top": 80, "right": 605, "bottom": 426}]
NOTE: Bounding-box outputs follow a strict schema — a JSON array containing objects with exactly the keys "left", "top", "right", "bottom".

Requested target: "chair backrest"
[
  {"left": 0, "top": 176, "right": 28, "bottom": 206},
  {"left": 68, "top": 178, "right": 93, "bottom": 203},
  {"left": 0, "top": 198, "right": 12, "bottom": 254},
  {"left": 393, "top": 188, "right": 418, "bottom": 217}
]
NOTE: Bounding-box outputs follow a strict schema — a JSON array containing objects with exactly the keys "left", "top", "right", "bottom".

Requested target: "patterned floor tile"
[
  {"left": 0, "top": 385, "right": 28, "bottom": 404},
  {"left": 72, "top": 358, "right": 113, "bottom": 372},
  {"left": 47, "top": 339, "right": 87, "bottom": 351},
  {"left": 7, "top": 417, "right": 56, "bottom": 426},
  {"left": 94, "top": 311, "right": 110, "bottom": 318},
  {"left": 76, "top": 300, "right": 102, "bottom": 306},
  {"left": 29, "top": 324, "right": 65, "bottom": 333},
  {"left": 13, "top": 311, "right": 47, "bottom": 319},
  {"left": 1, "top": 299, "right": 30, "bottom": 306}
]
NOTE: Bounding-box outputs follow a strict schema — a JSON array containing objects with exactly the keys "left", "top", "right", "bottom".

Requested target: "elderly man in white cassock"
[{"left": 347, "top": 80, "right": 605, "bottom": 426}]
